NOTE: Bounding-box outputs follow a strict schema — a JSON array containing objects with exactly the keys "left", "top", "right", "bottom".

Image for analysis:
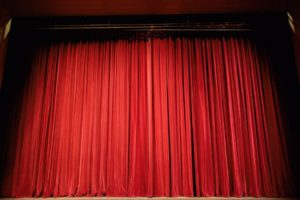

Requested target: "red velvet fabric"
[{"left": 0, "top": 36, "right": 292, "bottom": 197}]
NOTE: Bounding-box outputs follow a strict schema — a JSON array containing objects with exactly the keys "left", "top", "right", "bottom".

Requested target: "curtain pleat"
[{"left": 0, "top": 36, "right": 292, "bottom": 197}]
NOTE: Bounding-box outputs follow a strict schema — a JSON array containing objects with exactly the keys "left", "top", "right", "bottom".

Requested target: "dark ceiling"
[{"left": 1, "top": 0, "right": 288, "bottom": 16}]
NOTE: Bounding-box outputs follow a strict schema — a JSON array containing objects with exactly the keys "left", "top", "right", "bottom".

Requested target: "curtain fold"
[{"left": 0, "top": 35, "right": 292, "bottom": 197}]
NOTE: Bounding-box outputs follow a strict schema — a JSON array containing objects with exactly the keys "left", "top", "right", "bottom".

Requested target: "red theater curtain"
[{"left": 0, "top": 35, "right": 292, "bottom": 197}]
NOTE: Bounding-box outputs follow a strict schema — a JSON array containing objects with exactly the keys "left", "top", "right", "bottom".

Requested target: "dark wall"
[
  {"left": 0, "top": 4, "right": 10, "bottom": 89},
  {"left": 287, "top": 1, "right": 300, "bottom": 195},
  {"left": 288, "top": 0, "right": 300, "bottom": 83}
]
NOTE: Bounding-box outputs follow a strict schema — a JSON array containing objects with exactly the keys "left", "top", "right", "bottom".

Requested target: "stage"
[
  {"left": 0, "top": 14, "right": 299, "bottom": 200},
  {"left": 0, "top": 197, "right": 298, "bottom": 200}
]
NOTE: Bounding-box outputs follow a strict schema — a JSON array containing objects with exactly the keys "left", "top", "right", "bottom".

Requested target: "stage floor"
[{"left": 0, "top": 197, "right": 298, "bottom": 200}]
